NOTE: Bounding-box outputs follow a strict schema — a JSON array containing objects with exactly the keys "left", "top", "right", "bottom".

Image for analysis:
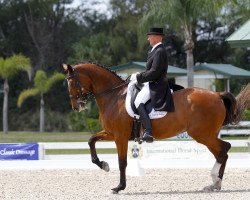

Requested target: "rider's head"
[{"left": 147, "top": 27, "right": 164, "bottom": 47}]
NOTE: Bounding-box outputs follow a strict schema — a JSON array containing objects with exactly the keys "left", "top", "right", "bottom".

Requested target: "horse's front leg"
[
  {"left": 111, "top": 139, "right": 128, "bottom": 194},
  {"left": 88, "top": 130, "right": 114, "bottom": 172}
]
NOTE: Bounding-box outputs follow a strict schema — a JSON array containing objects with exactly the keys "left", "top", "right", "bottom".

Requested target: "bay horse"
[{"left": 63, "top": 63, "right": 250, "bottom": 193}]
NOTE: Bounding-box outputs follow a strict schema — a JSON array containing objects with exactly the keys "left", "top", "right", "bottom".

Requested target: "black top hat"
[{"left": 147, "top": 27, "right": 164, "bottom": 36}]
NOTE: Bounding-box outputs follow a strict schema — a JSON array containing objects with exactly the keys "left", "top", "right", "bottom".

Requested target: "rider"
[{"left": 130, "top": 27, "right": 174, "bottom": 143}]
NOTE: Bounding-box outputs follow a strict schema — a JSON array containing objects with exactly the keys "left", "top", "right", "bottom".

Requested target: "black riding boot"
[{"left": 137, "top": 103, "right": 153, "bottom": 143}]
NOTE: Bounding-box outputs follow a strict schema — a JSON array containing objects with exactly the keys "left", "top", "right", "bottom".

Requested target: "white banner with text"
[{"left": 128, "top": 141, "right": 212, "bottom": 160}]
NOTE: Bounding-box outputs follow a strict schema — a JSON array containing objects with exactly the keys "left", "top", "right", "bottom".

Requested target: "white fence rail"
[
  {"left": 40, "top": 139, "right": 250, "bottom": 159},
  {"left": 177, "top": 129, "right": 250, "bottom": 140},
  {"left": 226, "top": 121, "right": 250, "bottom": 127},
  {"left": 220, "top": 129, "right": 250, "bottom": 135},
  {"left": 220, "top": 121, "right": 250, "bottom": 136},
  {"left": 41, "top": 140, "right": 249, "bottom": 150},
  {"left": 42, "top": 142, "right": 116, "bottom": 150}
]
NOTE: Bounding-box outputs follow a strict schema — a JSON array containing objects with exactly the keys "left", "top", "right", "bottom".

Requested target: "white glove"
[{"left": 130, "top": 73, "right": 139, "bottom": 84}]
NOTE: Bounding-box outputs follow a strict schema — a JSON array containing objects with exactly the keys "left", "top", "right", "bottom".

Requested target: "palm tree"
[
  {"left": 17, "top": 70, "right": 65, "bottom": 132},
  {"left": 140, "top": 0, "right": 226, "bottom": 87},
  {"left": 0, "top": 54, "right": 31, "bottom": 134}
]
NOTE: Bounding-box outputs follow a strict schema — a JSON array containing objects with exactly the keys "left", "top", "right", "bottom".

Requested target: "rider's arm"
[{"left": 136, "top": 48, "right": 167, "bottom": 83}]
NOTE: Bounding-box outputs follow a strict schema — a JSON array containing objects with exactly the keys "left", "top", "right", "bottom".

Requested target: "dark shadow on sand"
[{"left": 120, "top": 189, "right": 250, "bottom": 196}]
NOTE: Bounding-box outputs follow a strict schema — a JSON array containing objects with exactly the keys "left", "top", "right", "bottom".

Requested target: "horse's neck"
[
  {"left": 83, "top": 65, "right": 123, "bottom": 94},
  {"left": 80, "top": 64, "right": 125, "bottom": 110}
]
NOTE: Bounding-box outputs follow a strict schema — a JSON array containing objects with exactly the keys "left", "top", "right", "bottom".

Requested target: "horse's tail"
[
  {"left": 220, "top": 92, "right": 236, "bottom": 125},
  {"left": 220, "top": 84, "right": 250, "bottom": 125}
]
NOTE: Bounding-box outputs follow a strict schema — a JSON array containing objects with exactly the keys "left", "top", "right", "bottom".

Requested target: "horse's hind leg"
[
  {"left": 88, "top": 130, "right": 114, "bottom": 172},
  {"left": 203, "top": 139, "right": 231, "bottom": 191}
]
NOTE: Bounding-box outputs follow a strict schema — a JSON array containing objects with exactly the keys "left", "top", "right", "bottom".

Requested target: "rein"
[{"left": 66, "top": 67, "right": 129, "bottom": 103}]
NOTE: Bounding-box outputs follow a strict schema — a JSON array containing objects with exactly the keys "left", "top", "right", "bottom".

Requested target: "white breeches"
[{"left": 134, "top": 82, "right": 150, "bottom": 108}]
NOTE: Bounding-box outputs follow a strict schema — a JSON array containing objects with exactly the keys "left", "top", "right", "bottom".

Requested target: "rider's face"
[{"left": 147, "top": 35, "right": 163, "bottom": 46}]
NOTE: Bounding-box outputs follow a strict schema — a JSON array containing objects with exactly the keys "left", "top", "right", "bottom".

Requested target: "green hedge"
[{"left": 242, "top": 109, "right": 250, "bottom": 121}]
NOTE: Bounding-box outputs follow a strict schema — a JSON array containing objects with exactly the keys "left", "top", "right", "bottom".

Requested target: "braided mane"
[{"left": 77, "top": 62, "right": 124, "bottom": 82}]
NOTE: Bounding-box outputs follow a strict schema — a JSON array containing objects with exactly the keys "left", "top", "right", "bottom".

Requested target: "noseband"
[{"left": 66, "top": 67, "right": 128, "bottom": 104}]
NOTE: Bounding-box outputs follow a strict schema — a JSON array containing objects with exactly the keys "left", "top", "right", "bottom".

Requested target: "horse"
[{"left": 63, "top": 62, "right": 250, "bottom": 193}]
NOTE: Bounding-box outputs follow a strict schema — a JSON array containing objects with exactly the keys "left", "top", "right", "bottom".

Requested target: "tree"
[
  {"left": 68, "top": 33, "right": 113, "bottom": 65},
  {"left": 0, "top": 0, "right": 82, "bottom": 72},
  {"left": 17, "top": 70, "right": 65, "bottom": 132},
  {"left": 226, "top": 0, "right": 250, "bottom": 22},
  {"left": 140, "top": 0, "right": 226, "bottom": 87},
  {"left": 69, "top": 0, "right": 148, "bottom": 66},
  {"left": 0, "top": 54, "right": 31, "bottom": 133}
]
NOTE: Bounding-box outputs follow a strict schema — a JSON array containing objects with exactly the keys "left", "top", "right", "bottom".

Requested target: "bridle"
[
  {"left": 66, "top": 67, "right": 128, "bottom": 104},
  {"left": 66, "top": 68, "right": 92, "bottom": 105}
]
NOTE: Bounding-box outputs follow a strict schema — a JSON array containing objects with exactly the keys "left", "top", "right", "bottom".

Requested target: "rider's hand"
[{"left": 130, "top": 73, "right": 138, "bottom": 84}]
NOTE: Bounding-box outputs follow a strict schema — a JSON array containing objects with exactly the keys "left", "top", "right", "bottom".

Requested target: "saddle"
[
  {"left": 130, "top": 83, "right": 152, "bottom": 115},
  {"left": 125, "top": 83, "right": 167, "bottom": 120},
  {"left": 126, "top": 81, "right": 184, "bottom": 143}
]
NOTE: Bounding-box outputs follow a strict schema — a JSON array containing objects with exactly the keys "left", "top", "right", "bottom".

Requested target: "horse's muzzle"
[{"left": 72, "top": 101, "right": 86, "bottom": 112}]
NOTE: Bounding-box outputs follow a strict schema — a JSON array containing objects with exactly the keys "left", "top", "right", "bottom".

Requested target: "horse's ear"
[{"left": 62, "top": 64, "right": 73, "bottom": 73}]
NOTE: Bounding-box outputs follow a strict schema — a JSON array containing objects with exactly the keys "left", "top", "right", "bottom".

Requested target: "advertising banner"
[
  {"left": 0, "top": 143, "right": 39, "bottom": 160},
  {"left": 128, "top": 141, "right": 212, "bottom": 160}
]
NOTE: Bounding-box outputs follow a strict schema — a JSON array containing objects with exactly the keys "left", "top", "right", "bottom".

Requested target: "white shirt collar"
[{"left": 151, "top": 42, "right": 162, "bottom": 52}]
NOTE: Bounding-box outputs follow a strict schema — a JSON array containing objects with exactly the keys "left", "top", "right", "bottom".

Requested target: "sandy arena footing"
[{"left": 0, "top": 168, "right": 249, "bottom": 200}]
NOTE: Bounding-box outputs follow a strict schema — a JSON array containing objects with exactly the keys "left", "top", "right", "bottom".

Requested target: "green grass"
[
  {"left": 0, "top": 131, "right": 91, "bottom": 143},
  {"left": 229, "top": 147, "right": 249, "bottom": 153},
  {"left": 46, "top": 148, "right": 117, "bottom": 155},
  {"left": 221, "top": 135, "right": 249, "bottom": 140}
]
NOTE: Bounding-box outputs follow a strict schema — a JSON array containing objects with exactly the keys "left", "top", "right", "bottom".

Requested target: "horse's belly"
[{"left": 151, "top": 116, "right": 186, "bottom": 139}]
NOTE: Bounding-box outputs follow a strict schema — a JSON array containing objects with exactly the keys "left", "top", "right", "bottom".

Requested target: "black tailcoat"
[{"left": 136, "top": 44, "right": 175, "bottom": 112}]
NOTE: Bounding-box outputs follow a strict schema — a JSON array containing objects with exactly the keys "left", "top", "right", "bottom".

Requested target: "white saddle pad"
[{"left": 125, "top": 82, "right": 167, "bottom": 119}]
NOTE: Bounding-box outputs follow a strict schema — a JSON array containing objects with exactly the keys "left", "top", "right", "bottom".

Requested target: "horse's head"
[{"left": 63, "top": 64, "right": 91, "bottom": 112}]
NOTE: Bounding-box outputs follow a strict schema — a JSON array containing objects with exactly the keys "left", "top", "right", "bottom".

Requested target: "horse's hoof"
[
  {"left": 203, "top": 185, "right": 214, "bottom": 192},
  {"left": 111, "top": 187, "right": 120, "bottom": 194},
  {"left": 111, "top": 183, "right": 126, "bottom": 194},
  {"left": 102, "top": 161, "right": 110, "bottom": 172},
  {"left": 203, "top": 184, "right": 221, "bottom": 192},
  {"left": 111, "top": 189, "right": 119, "bottom": 194},
  {"left": 213, "top": 179, "right": 222, "bottom": 191}
]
